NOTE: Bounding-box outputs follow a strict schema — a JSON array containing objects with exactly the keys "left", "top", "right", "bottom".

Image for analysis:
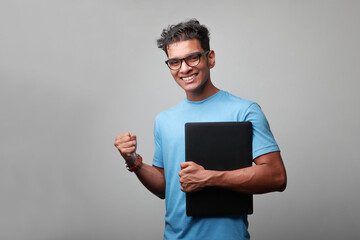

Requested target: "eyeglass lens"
[{"left": 168, "top": 54, "right": 201, "bottom": 70}]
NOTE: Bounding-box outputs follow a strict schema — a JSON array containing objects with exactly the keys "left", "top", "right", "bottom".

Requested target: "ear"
[{"left": 208, "top": 50, "right": 215, "bottom": 69}]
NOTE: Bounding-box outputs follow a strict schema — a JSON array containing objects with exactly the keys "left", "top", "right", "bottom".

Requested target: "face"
[{"left": 166, "top": 39, "right": 216, "bottom": 100}]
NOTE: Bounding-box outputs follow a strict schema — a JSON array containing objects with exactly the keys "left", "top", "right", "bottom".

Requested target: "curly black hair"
[{"left": 157, "top": 19, "right": 210, "bottom": 55}]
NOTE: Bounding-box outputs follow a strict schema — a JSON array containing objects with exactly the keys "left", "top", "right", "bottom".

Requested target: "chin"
[{"left": 181, "top": 83, "right": 200, "bottom": 92}]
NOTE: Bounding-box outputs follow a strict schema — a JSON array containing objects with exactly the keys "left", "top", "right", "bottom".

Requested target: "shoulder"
[
  {"left": 216, "top": 91, "right": 269, "bottom": 123},
  {"left": 219, "top": 91, "right": 259, "bottom": 113},
  {"left": 220, "top": 91, "right": 255, "bottom": 106}
]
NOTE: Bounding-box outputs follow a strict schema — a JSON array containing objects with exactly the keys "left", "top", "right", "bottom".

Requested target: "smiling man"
[
  {"left": 114, "top": 19, "right": 287, "bottom": 240},
  {"left": 165, "top": 39, "right": 217, "bottom": 101}
]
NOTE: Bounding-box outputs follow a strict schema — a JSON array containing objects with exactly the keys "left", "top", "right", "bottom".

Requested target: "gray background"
[{"left": 1, "top": 0, "right": 359, "bottom": 239}]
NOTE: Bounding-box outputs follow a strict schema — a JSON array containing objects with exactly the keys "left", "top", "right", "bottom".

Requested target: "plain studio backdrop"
[{"left": 1, "top": 1, "right": 359, "bottom": 239}]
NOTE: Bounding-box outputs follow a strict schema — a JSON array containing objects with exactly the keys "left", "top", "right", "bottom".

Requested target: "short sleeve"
[
  {"left": 243, "top": 103, "right": 280, "bottom": 159},
  {"left": 152, "top": 116, "right": 164, "bottom": 168}
]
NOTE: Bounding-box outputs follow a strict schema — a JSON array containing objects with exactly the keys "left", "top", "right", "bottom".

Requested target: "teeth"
[{"left": 182, "top": 74, "right": 196, "bottom": 81}]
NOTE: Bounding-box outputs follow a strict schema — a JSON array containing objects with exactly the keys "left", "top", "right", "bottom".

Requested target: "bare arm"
[
  {"left": 134, "top": 163, "right": 166, "bottom": 199},
  {"left": 179, "top": 151, "right": 286, "bottom": 194},
  {"left": 114, "top": 132, "right": 166, "bottom": 199}
]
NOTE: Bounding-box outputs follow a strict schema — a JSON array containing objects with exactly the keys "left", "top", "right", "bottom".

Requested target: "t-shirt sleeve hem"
[
  {"left": 152, "top": 158, "right": 164, "bottom": 168},
  {"left": 253, "top": 145, "right": 280, "bottom": 159}
]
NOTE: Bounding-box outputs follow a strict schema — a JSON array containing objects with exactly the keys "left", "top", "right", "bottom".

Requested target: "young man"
[{"left": 114, "top": 19, "right": 287, "bottom": 240}]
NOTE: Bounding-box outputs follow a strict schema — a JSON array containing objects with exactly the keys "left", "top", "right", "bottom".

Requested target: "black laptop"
[{"left": 185, "top": 122, "right": 253, "bottom": 217}]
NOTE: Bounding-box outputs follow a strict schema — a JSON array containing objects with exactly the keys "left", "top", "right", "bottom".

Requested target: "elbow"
[
  {"left": 275, "top": 172, "right": 287, "bottom": 192},
  {"left": 154, "top": 188, "right": 165, "bottom": 199},
  {"left": 277, "top": 180, "right": 287, "bottom": 192},
  {"left": 156, "top": 185, "right": 166, "bottom": 199},
  {"left": 157, "top": 193, "right": 165, "bottom": 200}
]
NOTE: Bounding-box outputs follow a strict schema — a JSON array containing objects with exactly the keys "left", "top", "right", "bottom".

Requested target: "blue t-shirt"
[{"left": 152, "top": 90, "right": 280, "bottom": 240}]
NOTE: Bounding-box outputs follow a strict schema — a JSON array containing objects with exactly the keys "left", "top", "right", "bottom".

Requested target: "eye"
[
  {"left": 186, "top": 54, "right": 199, "bottom": 62},
  {"left": 168, "top": 59, "right": 181, "bottom": 66}
]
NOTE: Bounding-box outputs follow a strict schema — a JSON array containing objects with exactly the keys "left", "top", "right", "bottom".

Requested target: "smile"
[{"left": 181, "top": 74, "right": 197, "bottom": 82}]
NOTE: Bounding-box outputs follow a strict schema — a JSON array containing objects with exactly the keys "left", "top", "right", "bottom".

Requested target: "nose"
[{"left": 179, "top": 59, "right": 192, "bottom": 73}]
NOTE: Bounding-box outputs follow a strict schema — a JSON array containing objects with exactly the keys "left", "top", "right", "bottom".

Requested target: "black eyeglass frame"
[{"left": 165, "top": 50, "right": 210, "bottom": 70}]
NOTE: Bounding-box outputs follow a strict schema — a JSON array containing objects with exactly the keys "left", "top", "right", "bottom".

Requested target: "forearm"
[
  {"left": 133, "top": 163, "right": 166, "bottom": 199},
  {"left": 205, "top": 152, "right": 287, "bottom": 194},
  {"left": 206, "top": 165, "right": 285, "bottom": 194},
  {"left": 114, "top": 132, "right": 166, "bottom": 199}
]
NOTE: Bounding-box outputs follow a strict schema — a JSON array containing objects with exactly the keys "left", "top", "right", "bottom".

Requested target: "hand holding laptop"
[{"left": 179, "top": 161, "right": 206, "bottom": 192}]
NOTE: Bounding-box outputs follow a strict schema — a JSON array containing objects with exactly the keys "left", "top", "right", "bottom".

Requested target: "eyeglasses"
[{"left": 165, "top": 51, "right": 210, "bottom": 70}]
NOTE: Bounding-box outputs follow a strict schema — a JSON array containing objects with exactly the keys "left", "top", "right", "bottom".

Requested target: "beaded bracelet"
[{"left": 126, "top": 154, "right": 143, "bottom": 173}]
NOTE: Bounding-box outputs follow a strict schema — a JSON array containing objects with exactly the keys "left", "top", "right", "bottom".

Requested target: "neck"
[{"left": 186, "top": 80, "right": 220, "bottom": 102}]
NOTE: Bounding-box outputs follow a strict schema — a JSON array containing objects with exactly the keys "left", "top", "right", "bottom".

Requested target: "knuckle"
[{"left": 119, "top": 132, "right": 128, "bottom": 139}]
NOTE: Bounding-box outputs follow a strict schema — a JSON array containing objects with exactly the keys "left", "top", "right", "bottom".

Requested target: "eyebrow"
[{"left": 167, "top": 52, "right": 202, "bottom": 61}]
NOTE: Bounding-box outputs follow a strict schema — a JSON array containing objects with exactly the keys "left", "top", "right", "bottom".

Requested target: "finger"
[
  {"left": 115, "top": 135, "right": 131, "bottom": 145},
  {"left": 117, "top": 132, "right": 131, "bottom": 139},
  {"left": 181, "top": 185, "right": 190, "bottom": 193},
  {"left": 115, "top": 134, "right": 135, "bottom": 145},
  {"left": 123, "top": 134, "right": 136, "bottom": 147},
  {"left": 115, "top": 140, "right": 135, "bottom": 148},
  {"left": 180, "top": 162, "right": 189, "bottom": 169},
  {"left": 118, "top": 146, "right": 136, "bottom": 155},
  {"left": 178, "top": 169, "right": 186, "bottom": 177}
]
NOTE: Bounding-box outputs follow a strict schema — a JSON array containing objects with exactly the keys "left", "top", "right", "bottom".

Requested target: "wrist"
[
  {"left": 205, "top": 170, "right": 224, "bottom": 187},
  {"left": 125, "top": 154, "right": 143, "bottom": 173}
]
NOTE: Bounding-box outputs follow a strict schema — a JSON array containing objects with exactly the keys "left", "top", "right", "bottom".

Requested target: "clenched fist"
[
  {"left": 114, "top": 132, "right": 137, "bottom": 164},
  {"left": 179, "top": 161, "right": 208, "bottom": 192}
]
